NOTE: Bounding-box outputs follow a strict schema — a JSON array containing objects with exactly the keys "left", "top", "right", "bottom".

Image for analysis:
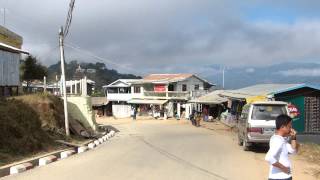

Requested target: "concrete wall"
[{"left": 67, "top": 96, "right": 97, "bottom": 131}]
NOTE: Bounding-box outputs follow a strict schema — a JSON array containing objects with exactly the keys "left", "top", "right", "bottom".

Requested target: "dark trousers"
[{"left": 190, "top": 118, "right": 196, "bottom": 126}]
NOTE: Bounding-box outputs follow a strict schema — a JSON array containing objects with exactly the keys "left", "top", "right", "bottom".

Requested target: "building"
[
  {"left": 0, "top": 25, "right": 28, "bottom": 96},
  {"left": 220, "top": 84, "right": 320, "bottom": 136},
  {"left": 103, "top": 74, "right": 214, "bottom": 119},
  {"left": 188, "top": 90, "right": 228, "bottom": 120},
  {"left": 103, "top": 79, "right": 142, "bottom": 118},
  {"left": 130, "top": 74, "right": 214, "bottom": 119}
]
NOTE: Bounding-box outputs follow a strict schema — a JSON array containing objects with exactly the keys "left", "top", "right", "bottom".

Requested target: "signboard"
[
  {"left": 154, "top": 84, "right": 166, "bottom": 92},
  {"left": 288, "top": 103, "right": 300, "bottom": 119}
]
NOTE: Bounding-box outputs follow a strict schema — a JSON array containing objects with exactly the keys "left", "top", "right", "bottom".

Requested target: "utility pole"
[
  {"left": 2, "top": 8, "right": 6, "bottom": 26},
  {"left": 222, "top": 66, "right": 225, "bottom": 89},
  {"left": 59, "top": 27, "right": 70, "bottom": 137}
]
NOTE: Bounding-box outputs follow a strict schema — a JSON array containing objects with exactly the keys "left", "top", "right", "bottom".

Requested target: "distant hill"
[
  {"left": 204, "top": 62, "right": 320, "bottom": 89},
  {"left": 47, "top": 60, "right": 141, "bottom": 92}
]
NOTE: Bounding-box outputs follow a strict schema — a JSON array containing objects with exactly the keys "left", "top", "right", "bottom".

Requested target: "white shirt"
[{"left": 265, "top": 135, "right": 296, "bottom": 179}]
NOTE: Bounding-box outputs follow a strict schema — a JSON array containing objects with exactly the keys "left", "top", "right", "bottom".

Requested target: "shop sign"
[
  {"left": 288, "top": 103, "right": 300, "bottom": 118},
  {"left": 154, "top": 84, "right": 166, "bottom": 92}
]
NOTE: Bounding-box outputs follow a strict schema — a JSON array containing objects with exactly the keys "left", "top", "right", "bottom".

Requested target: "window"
[
  {"left": 107, "top": 88, "right": 117, "bottom": 94},
  {"left": 182, "top": 84, "right": 187, "bottom": 91},
  {"left": 119, "top": 87, "right": 130, "bottom": 94},
  {"left": 251, "top": 105, "right": 287, "bottom": 120},
  {"left": 134, "top": 86, "right": 141, "bottom": 93},
  {"left": 194, "top": 84, "right": 199, "bottom": 90}
]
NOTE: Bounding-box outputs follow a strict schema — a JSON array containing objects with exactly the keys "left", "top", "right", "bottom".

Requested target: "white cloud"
[
  {"left": 279, "top": 68, "right": 320, "bottom": 77},
  {"left": 2, "top": 0, "right": 320, "bottom": 75}
]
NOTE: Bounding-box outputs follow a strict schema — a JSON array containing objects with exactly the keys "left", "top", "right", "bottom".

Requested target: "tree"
[{"left": 21, "top": 55, "right": 48, "bottom": 91}]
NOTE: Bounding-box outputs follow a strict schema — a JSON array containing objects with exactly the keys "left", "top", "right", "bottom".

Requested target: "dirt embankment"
[{"left": 0, "top": 94, "right": 68, "bottom": 166}]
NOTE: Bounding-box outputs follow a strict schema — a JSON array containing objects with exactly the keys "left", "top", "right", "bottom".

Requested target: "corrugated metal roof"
[
  {"left": 132, "top": 73, "right": 213, "bottom": 85},
  {"left": 128, "top": 99, "right": 168, "bottom": 105},
  {"left": 220, "top": 84, "right": 303, "bottom": 99},
  {"left": 189, "top": 90, "right": 228, "bottom": 104},
  {"left": 0, "top": 42, "right": 29, "bottom": 54},
  {"left": 144, "top": 74, "right": 193, "bottom": 81},
  {"left": 103, "top": 79, "right": 141, "bottom": 88}
]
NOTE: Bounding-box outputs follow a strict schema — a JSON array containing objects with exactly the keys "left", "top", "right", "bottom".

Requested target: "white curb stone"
[
  {"left": 98, "top": 138, "right": 104, "bottom": 143},
  {"left": 94, "top": 140, "right": 100, "bottom": 146},
  {"left": 39, "top": 155, "right": 57, "bottom": 166},
  {"left": 88, "top": 143, "right": 95, "bottom": 149},
  {"left": 10, "top": 163, "right": 33, "bottom": 175},
  {"left": 60, "top": 150, "right": 76, "bottom": 159},
  {"left": 78, "top": 146, "right": 88, "bottom": 153}
]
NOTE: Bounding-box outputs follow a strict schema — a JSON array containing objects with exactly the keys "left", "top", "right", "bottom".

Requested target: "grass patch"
[{"left": 298, "top": 143, "right": 320, "bottom": 178}]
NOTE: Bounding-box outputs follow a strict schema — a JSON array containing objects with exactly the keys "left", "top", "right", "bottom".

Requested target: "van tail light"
[{"left": 247, "top": 127, "right": 262, "bottom": 134}]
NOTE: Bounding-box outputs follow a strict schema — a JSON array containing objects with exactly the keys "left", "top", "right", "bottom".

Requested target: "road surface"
[{"left": 3, "top": 119, "right": 317, "bottom": 180}]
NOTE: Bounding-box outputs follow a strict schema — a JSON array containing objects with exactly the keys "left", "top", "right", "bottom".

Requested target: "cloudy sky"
[{"left": 2, "top": 0, "right": 320, "bottom": 75}]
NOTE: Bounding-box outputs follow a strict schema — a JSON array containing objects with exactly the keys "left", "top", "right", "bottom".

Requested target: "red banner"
[{"left": 154, "top": 84, "right": 166, "bottom": 92}]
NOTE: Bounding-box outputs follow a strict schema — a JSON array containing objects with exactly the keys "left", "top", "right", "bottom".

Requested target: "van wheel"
[
  {"left": 243, "top": 139, "right": 250, "bottom": 151},
  {"left": 238, "top": 135, "right": 243, "bottom": 146}
]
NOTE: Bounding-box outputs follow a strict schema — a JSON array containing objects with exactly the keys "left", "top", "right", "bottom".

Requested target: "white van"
[{"left": 237, "top": 101, "right": 289, "bottom": 151}]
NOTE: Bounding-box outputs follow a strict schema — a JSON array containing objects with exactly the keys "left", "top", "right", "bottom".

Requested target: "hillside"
[
  {"left": 0, "top": 94, "right": 68, "bottom": 166},
  {"left": 47, "top": 60, "right": 141, "bottom": 93}
]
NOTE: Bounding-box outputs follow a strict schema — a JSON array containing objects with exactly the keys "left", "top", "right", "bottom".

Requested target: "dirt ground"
[{"left": 97, "top": 116, "right": 320, "bottom": 179}]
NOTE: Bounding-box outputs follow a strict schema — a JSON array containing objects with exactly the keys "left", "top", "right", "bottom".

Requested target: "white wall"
[
  {"left": 112, "top": 103, "right": 131, "bottom": 118},
  {"left": 67, "top": 96, "right": 97, "bottom": 131},
  {"left": 107, "top": 93, "right": 133, "bottom": 101}
]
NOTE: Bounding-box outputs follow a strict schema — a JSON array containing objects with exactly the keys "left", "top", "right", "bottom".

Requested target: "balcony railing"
[{"left": 143, "top": 91, "right": 190, "bottom": 99}]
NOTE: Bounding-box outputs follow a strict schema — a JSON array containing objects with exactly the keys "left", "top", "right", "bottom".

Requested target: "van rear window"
[{"left": 251, "top": 105, "right": 287, "bottom": 120}]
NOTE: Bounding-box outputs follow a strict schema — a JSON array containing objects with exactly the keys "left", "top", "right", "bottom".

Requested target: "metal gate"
[{"left": 305, "top": 97, "right": 320, "bottom": 133}]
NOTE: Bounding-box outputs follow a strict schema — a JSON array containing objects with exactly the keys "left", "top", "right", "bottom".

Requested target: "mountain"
[
  {"left": 47, "top": 60, "right": 141, "bottom": 93},
  {"left": 204, "top": 62, "right": 320, "bottom": 89}
]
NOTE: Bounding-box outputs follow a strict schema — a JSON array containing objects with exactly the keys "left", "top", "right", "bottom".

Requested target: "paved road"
[{"left": 3, "top": 120, "right": 316, "bottom": 180}]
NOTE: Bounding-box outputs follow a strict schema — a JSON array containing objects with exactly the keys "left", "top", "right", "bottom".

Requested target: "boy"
[{"left": 265, "top": 115, "right": 299, "bottom": 180}]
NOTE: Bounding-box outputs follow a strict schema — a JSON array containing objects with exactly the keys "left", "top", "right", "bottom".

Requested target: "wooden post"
[
  {"left": 177, "top": 102, "right": 181, "bottom": 118},
  {"left": 166, "top": 85, "right": 169, "bottom": 98}
]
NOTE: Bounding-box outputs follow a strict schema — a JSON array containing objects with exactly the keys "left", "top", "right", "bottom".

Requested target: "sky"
[{"left": 2, "top": 0, "right": 320, "bottom": 76}]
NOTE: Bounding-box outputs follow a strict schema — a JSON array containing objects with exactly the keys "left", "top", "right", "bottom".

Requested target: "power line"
[
  {"left": 63, "top": 0, "right": 76, "bottom": 38},
  {"left": 64, "top": 42, "right": 139, "bottom": 73}
]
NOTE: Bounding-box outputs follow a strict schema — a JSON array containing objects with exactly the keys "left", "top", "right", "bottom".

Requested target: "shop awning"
[
  {"left": 219, "top": 84, "right": 303, "bottom": 100},
  {"left": 189, "top": 90, "right": 228, "bottom": 104},
  {"left": 127, "top": 99, "right": 168, "bottom": 105}
]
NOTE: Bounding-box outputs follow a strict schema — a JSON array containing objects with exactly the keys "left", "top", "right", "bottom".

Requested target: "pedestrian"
[
  {"left": 265, "top": 114, "right": 299, "bottom": 180},
  {"left": 190, "top": 109, "right": 196, "bottom": 126},
  {"left": 132, "top": 106, "right": 137, "bottom": 120},
  {"left": 195, "top": 112, "right": 201, "bottom": 127}
]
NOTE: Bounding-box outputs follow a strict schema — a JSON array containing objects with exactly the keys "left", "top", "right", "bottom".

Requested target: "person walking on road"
[
  {"left": 195, "top": 112, "right": 201, "bottom": 127},
  {"left": 265, "top": 115, "right": 299, "bottom": 180},
  {"left": 132, "top": 106, "right": 137, "bottom": 120}
]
